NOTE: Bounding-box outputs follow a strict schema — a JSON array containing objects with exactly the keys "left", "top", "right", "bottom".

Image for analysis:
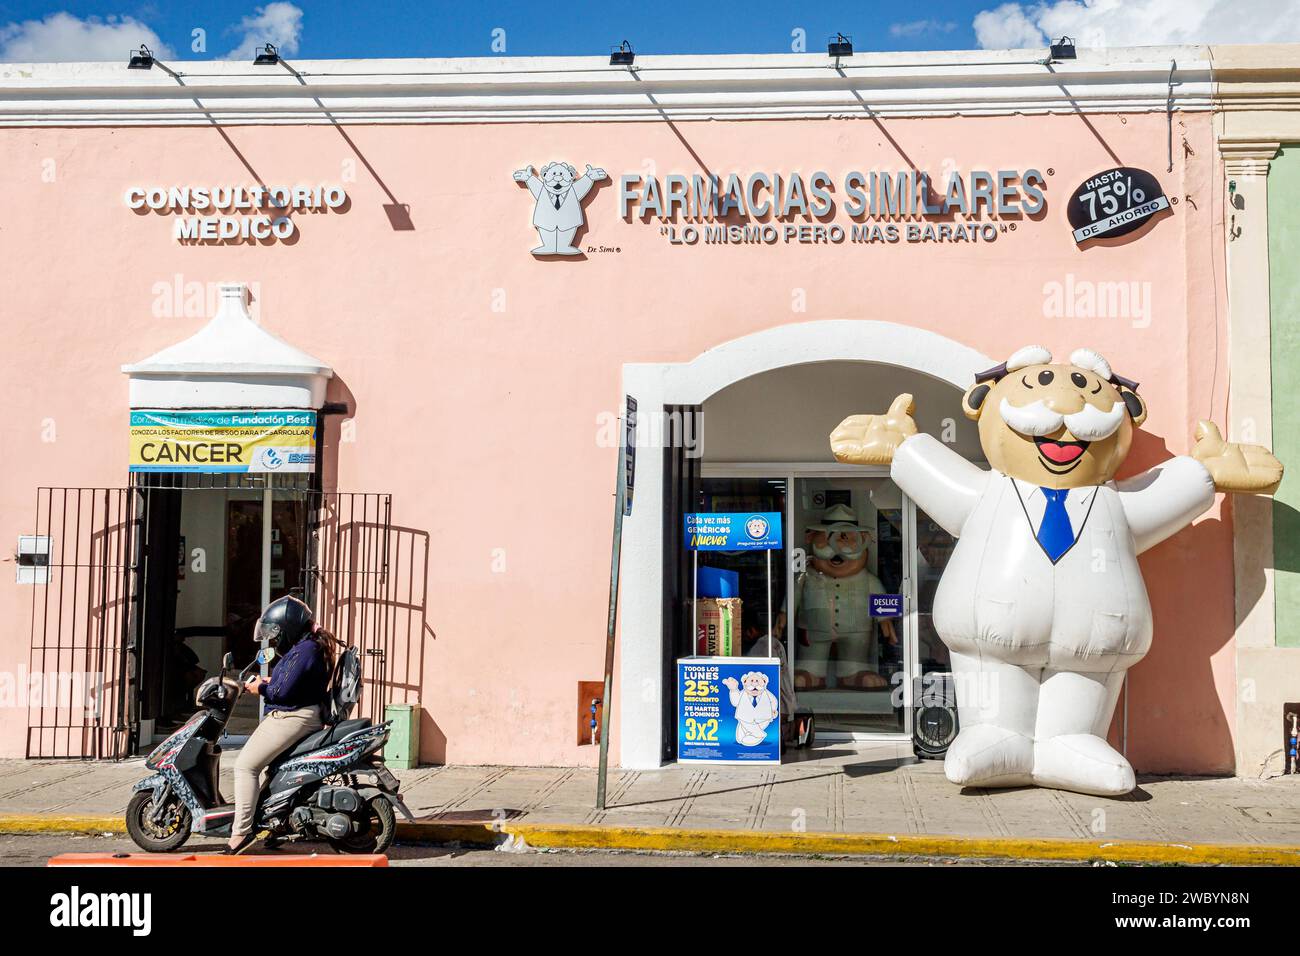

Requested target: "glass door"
[
  {"left": 788, "top": 474, "right": 908, "bottom": 737},
  {"left": 697, "top": 465, "right": 960, "bottom": 744}
]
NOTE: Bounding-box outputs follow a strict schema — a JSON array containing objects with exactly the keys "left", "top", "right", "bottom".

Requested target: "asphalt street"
[{"left": 0, "top": 832, "right": 1038, "bottom": 867}]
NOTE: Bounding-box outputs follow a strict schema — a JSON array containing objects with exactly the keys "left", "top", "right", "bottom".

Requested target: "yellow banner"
[{"left": 129, "top": 410, "right": 317, "bottom": 473}]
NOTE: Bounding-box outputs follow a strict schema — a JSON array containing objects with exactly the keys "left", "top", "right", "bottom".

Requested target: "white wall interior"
[{"left": 701, "top": 361, "right": 980, "bottom": 463}]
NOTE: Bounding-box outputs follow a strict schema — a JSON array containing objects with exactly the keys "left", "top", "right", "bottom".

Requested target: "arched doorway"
[
  {"left": 617, "top": 321, "right": 993, "bottom": 768},
  {"left": 701, "top": 361, "right": 980, "bottom": 739}
]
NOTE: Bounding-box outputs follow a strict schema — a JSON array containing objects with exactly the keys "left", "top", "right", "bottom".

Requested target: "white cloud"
[
  {"left": 0, "top": 12, "right": 172, "bottom": 62},
  {"left": 224, "top": 2, "right": 303, "bottom": 61},
  {"left": 974, "top": 0, "right": 1300, "bottom": 50},
  {"left": 890, "top": 19, "right": 959, "bottom": 39},
  {"left": 973, "top": 3, "right": 1048, "bottom": 48}
]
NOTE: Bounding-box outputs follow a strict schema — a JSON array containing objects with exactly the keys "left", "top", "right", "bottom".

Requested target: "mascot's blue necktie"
[{"left": 1037, "top": 487, "right": 1075, "bottom": 563}]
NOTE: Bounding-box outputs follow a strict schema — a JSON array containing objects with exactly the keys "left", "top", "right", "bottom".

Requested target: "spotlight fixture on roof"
[
  {"left": 610, "top": 40, "right": 634, "bottom": 67},
  {"left": 1048, "top": 36, "right": 1076, "bottom": 61},
  {"left": 253, "top": 43, "right": 280, "bottom": 66},
  {"left": 827, "top": 33, "right": 853, "bottom": 58},
  {"left": 127, "top": 45, "right": 154, "bottom": 70}
]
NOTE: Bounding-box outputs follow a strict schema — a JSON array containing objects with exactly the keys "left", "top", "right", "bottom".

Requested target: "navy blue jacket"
[{"left": 258, "top": 637, "right": 329, "bottom": 714}]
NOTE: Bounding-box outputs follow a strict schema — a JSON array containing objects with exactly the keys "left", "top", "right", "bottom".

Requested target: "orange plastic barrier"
[{"left": 48, "top": 852, "right": 388, "bottom": 867}]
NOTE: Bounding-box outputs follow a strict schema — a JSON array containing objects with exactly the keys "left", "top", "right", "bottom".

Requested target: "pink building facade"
[{"left": 0, "top": 45, "right": 1290, "bottom": 777}]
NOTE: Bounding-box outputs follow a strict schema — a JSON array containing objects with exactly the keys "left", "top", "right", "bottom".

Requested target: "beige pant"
[
  {"left": 232, "top": 705, "right": 323, "bottom": 837},
  {"left": 798, "top": 629, "right": 879, "bottom": 680}
]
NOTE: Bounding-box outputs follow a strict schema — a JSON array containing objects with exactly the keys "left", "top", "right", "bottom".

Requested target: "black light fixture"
[
  {"left": 127, "top": 44, "right": 154, "bottom": 69},
  {"left": 610, "top": 40, "right": 634, "bottom": 67},
  {"left": 253, "top": 42, "right": 280, "bottom": 66},
  {"left": 827, "top": 33, "right": 853, "bottom": 58},
  {"left": 1049, "top": 36, "right": 1076, "bottom": 61}
]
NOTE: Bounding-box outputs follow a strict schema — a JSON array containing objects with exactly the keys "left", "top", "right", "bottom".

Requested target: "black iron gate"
[
  {"left": 303, "top": 492, "right": 405, "bottom": 726},
  {"left": 25, "top": 487, "right": 141, "bottom": 759},
  {"left": 25, "top": 484, "right": 421, "bottom": 756}
]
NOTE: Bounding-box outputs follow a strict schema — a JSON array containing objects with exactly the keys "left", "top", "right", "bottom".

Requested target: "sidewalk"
[{"left": 2, "top": 744, "right": 1299, "bottom": 864}]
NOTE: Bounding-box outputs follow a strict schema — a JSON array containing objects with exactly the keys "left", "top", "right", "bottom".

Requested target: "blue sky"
[
  {"left": 0, "top": 1, "right": 1295, "bottom": 62},
  {"left": 0, "top": 1, "right": 989, "bottom": 59}
]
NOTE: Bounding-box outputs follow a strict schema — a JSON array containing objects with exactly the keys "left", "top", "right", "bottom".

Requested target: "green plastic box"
[{"left": 384, "top": 703, "right": 420, "bottom": 770}]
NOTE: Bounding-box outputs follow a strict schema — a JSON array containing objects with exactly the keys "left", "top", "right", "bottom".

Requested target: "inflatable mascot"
[{"left": 830, "top": 345, "right": 1283, "bottom": 796}]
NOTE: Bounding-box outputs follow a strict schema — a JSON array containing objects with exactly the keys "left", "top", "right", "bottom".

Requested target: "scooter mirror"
[{"left": 221, "top": 652, "right": 234, "bottom": 672}]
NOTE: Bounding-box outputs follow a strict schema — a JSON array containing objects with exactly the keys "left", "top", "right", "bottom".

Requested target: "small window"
[{"left": 16, "top": 535, "right": 51, "bottom": 585}]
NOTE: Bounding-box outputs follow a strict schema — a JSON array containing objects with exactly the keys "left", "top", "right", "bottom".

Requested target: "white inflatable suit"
[{"left": 831, "top": 345, "right": 1284, "bottom": 796}]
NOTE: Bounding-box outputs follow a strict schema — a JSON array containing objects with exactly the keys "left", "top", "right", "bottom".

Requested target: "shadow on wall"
[
  {"left": 308, "top": 503, "right": 438, "bottom": 744},
  {"left": 158, "top": 57, "right": 416, "bottom": 232},
  {"left": 1271, "top": 501, "right": 1300, "bottom": 574},
  {"left": 313, "top": 376, "right": 439, "bottom": 753},
  {"left": 1117, "top": 429, "right": 1245, "bottom": 774},
  {"left": 1081, "top": 430, "right": 1241, "bottom": 774},
  {"left": 1126, "top": 515, "right": 1236, "bottom": 775}
]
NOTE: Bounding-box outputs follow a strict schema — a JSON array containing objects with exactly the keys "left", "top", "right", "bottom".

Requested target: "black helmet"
[{"left": 256, "top": 596, "right": 314, "bottom": 653}]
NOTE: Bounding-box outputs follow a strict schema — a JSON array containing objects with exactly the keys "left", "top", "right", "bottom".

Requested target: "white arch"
[
  {"left": 616, "top": 320, "right": 995, "bottom": 770},
  {"left": 653, "top": 319, "right": 995, "bottom": 405}
]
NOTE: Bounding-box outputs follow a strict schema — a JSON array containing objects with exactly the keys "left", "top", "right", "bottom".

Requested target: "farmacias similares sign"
[{"left": 621, "top": 167, "right": 1047, "bottom": 246}]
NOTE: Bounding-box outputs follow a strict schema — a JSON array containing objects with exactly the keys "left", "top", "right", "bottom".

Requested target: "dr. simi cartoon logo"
[{"left": 512, "top": 160, "right": 607, "bottom": 256}]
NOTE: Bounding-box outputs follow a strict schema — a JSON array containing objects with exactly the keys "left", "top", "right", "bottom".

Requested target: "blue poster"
[
  {"left": 869, "top": 593, "right": 903, "bottom": 617},
  {"left": 684, "top": 512, "right": 783, "bottom": 551},
  {"left": 677, "top": 656, "right": 781, "bottom": 764}
]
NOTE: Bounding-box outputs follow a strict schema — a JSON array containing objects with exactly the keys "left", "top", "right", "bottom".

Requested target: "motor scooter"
[{"left": 126, "top": 648, "right": 413, "bottom": 853}]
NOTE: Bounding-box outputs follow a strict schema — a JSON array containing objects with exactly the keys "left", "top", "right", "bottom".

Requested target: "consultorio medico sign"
[
  {"left": 123, "top": 184, "right": 348, "bottom": 243},
  {"left": 618, "top": 168, "right": 1048, "bottom": 246}
]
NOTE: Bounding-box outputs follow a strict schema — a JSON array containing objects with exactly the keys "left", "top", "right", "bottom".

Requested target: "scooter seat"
[{"left": 283, "top": 718, "right": 373, "bottom": 758}]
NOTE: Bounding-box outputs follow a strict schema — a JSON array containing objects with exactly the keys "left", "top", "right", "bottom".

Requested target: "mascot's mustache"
[
  {"left": 812, "top": 542, "right": 865, "bottom": 560},
  {"left": 999, "top": 398, "right": 1126, "bottom": 441}
]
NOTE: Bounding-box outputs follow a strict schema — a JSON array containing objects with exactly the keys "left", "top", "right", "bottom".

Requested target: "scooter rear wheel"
[
  {"left": 126, "top": 791, "right": 192, "bottom": 853},
  {"left": 327, "top": 794, "right": 396, "bottom": 854}
]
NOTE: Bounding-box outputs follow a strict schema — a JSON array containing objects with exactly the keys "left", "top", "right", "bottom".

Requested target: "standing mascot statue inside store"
[
  {"left": 783, "top": 504, "right": 898, "bottom": 691},
  {"left": 830, "top": 345, "right": 1284, "bottom": 796}
]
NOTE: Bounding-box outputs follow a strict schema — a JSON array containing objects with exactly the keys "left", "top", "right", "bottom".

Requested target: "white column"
[
  {"left": 1220, "top": 140, "right": 1279, "bottom": 649},
  {"left": 617, "top": 363, "right": 668, "bottom": 768},
  {"left": 1220, "top": 138, "right": 1281, "bottom": 776}
]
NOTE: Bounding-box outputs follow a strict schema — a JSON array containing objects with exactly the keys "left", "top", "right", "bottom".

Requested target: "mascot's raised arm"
[{"left": 830, "top": 345, "right": 1282, "bottom": 797}]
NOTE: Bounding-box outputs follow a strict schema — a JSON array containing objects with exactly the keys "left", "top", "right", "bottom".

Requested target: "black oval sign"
[{"left": 1067, "top": 166, "right": 1169, "bottom": 245}]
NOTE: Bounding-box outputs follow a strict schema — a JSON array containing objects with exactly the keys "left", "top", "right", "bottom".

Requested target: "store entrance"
[
  {"left": 789, "top": 474, "right": 905, "bottom": 734},
  {"left": 136, "top": 480, "right": 309, "bottom": 744},
  {"left": 698, "top": 467, "right": 957, "bottom": 741}
]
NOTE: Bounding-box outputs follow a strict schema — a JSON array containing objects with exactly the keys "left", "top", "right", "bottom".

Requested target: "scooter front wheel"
[
  {"left": 327, "top": 794, "right": 396, "bottom": 854},
  {"left": 125, "top": 791, "right": 192, "bottom": 853}
]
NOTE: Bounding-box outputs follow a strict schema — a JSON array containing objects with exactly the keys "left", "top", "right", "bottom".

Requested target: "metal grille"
[
  {"left": 130, "top": 471, "right": 313, "bottom": 491},
  {"left": 25, "top": 487, "right": 141, "bottom": 759},
  {"left": 303, "top": 493, "right": 427, "bottom": 725}
]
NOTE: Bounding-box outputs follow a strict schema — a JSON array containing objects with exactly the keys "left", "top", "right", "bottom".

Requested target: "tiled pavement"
[{"left": 2, "top": 743, "right": 1299, "bottom": 846}]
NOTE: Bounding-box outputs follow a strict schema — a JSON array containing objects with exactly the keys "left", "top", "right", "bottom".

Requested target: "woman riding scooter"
[{"left": 226, "top": 595, "right": 335, "bottom": 854}]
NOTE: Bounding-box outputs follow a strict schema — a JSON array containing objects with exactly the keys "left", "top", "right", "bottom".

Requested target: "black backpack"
[{"left": 326, "top": 644, "right": 362, "bottom": 725}]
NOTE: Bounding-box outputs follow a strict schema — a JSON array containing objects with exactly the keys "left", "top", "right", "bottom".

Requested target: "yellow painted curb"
[
  {"left": 395, "top": 821, "right": 1300, "bottom": 866},
  {"left": 6, "top": 814, "right": 1299, "bottom": 865},
  {"left": 0, "top": 815, "right": 125, "bottom": 835}
]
